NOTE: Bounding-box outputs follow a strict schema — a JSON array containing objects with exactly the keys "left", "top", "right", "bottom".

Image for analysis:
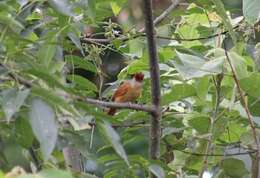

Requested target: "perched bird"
[{"left": 107, "top": 72, "right": 144, "bottom": 115}]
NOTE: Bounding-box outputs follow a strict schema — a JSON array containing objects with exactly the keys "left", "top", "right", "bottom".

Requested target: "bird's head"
[{"left": 133, "top": 72, "right": 144, "bottom": 82}]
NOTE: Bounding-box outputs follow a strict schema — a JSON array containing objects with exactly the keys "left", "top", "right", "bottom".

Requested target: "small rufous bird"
[{"left": 107, "top": 72, "right": 144, "bottom": 115}]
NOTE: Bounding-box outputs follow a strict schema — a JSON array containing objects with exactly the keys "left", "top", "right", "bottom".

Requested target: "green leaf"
[
  {"left": 65, "top": 55, "right": 97, "bottom": 73},
  {"left": 29, "top": 98, "right": 58, "bottom": 160},
  {"left": 0, "top": 171, "right": 3, "bottom": 178},
  {"left": 48, "top": 0, "right": 75, "bottom": 17},
  {"left": 243, "top": 0, "right": 260, "bottom": 25},
  {"left": 0, "top": 12, "right": 24, "bottom": 34},
  {"left": 127, "top": 60, "right": 149, "bottom": 74},
  {"left": 1, "top": 89, "right": 30, "bottom": 122},
  {"left": 67, "top": 32, "right": 85, "bottom": 56},
  {"left": 173, "top": 51, "right": 224, "bottom": 79},
  {"left": 67, "top": 74, "right": 98, "bottom": 92},
  {"left": 31, "top": 87, "right": 77, "bottom": 115},
  {"left": 148, "top": 164, "right": 165, "bottom": 178},
  {"left": 162, "top": 84, "right": 196, "bottom": 105},
  {"left": 221, "top": 158, "right": 248, "bottom": 177},
  {"left": 110, "top": 2, "right": 121, "bottom": 16},
  {"left": 240, "top": 73, "right": 260, "bottom": 98},
  {"left": 187, "top": 114, "right": 210, "bottom": 134},
  {"left": 25, "top": 69, "right": 68, "bottom": 91},
  {"left": 38, "top": 35, "right": 57, "bottom": 67},
  {"left": 39, "top": 169, "right": 75, "bottom": 178},
  {"left": 211, "top": 0, "right": 237, "bottom": 44},
  {"left": 229, "top": 52, "right": 249, "bottom": 79},
  {"left": 99, "top": 121, "right": 130, "bottom": 166},
  {"left": 15, "top": 117, "right": 34, "bottom": 148}
]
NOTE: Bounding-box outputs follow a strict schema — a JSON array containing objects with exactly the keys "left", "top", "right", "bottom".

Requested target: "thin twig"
[
  {"left": 82, "top": 25, "right": 240, "bottom": 45},
  {"left": 179, "top": 149, "right": 257, "bottom": 157},
  {"left": 139, "top": 0, "right": 180, "bottom": 32},
  {"left": 199, "top": 74, "right": 223, "bottom": 178},
  {"left": 224, "top": 42, "right": 260, "bottom": 177},
  {"left": 143, "top": 1, "right": 161, "bottom": 178}
]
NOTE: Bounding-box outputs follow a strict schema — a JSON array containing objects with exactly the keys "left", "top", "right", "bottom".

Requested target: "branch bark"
[
  {"left": 224, "top": 43, "right": 260, "bottom": 178},
  {"left": 143, "top": 0, "right": 161, "bottom": 177},
  {"left": 83, "top": 97, "right": 155, "bottom": 113}
]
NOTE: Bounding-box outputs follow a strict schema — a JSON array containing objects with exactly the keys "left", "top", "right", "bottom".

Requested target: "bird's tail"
[{"left": 107, "top": 108, "right": 116, "bottom": 115}]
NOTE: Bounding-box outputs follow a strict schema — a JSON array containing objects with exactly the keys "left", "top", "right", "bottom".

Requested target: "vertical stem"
[
  {"left": 143, "top": 0, "right": 161, "bottom": 176},
  {"left": 224, "top": 43, "right": 260, "bottom": 178},
  {"left": 199, "top": 74, "right": 223, "bottom": 178}
]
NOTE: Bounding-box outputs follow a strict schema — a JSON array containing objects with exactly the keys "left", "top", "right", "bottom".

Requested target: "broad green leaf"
[
  {"left": 162, "top": 84, "right": 196, "bottom": 105},
  {"left": 48, "top": 0, "right": 75, "bottom": 17},
  {"left": 110, "top": 2, "right": 121, "bottom": 16},
  {"left": 0, "top": 12, "right": 24, "bottom": 34},
  {"left": 65, "top": 55, "right": 97, "bottom": 73},
  {"left": 29, "top": 98, "right": 58, "bottom": 160},
  {"left": 187, "top": 114, "right": 210, "bottom": 134},
  {"left": 39, "top": 169, "right": 75, "bottom": 178},
  {"left": 211, "top": 0, "right": 237, "bottom": 44},
  {"left": 67, "top": 74, "right": 98, "bottom": 92},
  {"left": 228, "top": 52, "right": 249, "bottom": 79},
  {"left": 18, "top": 169, "right": 75, "bottom": 178},
  {"left": 194, "top": 77, "right": 210, "bottom": 100},
  {"left": 1, "top": 89, "right": 30, "bottom": 122},
  {"left": 127, "top": 57, "right": 149, "bottom": 74},
  {"left": 15, "top": 117, "right": 34, "bottom": 148},
  {"left": 148, "top": 164, "right": 165, "bottom": 178},
  {"left": 38, "top": 34, "right": 57, "bottom": 67},
  {"left": 243, "top": 0, "right": 260, "bottom": 25},
  {"left": 31, "top": 87, "right": 77, "bottom": 115},
  {"left": 99, "top": 121, "right": 130, "bottom": 166},
  {"left": 221, "top": 158, "right": 248, "bottom": 177},
  {"left": 173, "top": 51, "right": 224, "bottom": 79},
  {"left": 25, "top": 69, "right": 68, "bottom": 91},
  {"left": 240, "top": 73, "right": 260, "bottom": 98},
  {"left": 168, "top": 150, "right": 189, "bottom": 170},
  {"left": 67, "top": 32, "right": 85, "bottom": 56}
]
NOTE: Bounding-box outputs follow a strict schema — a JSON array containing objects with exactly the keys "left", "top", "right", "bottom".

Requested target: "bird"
[{"left": 107, "top": 72, "right": 144, "bottom": 115}]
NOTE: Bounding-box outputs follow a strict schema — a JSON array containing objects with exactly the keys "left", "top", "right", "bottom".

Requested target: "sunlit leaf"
[
  {"left": 149, "top": 164, "right": 165, "bottom": 178},
  {"left": 243, "top": 0, "right": 260, "bottom": 25},
  {"left": 211, "top": 0, "right": 237, "bottom": 44},
  {"left": 110, "top": 2, "right": 121, "bottom": 16},
  {"left": 39, "top": 169, "right": 75, "bottom": 178},
  {"left": 173, "top": 51, "right": 224, "bottom": 79}
]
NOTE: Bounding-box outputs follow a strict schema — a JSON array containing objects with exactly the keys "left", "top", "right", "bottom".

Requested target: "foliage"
[{"left": 0, "top": 0, "right": 259, "bottom": 178}]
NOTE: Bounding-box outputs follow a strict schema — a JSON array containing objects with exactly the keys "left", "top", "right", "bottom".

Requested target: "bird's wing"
[{"left": 111, "top": 81, "right": 131, "bottom": 102}]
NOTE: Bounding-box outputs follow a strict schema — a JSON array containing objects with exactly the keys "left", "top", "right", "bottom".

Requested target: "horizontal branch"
[
  {"left": 179, "top": 149, "right": 257, "bottom": 157},
  {"left": 83, "top": 97, "right": 155, "bottom": 113},
  {"left": 82, "top": 25, "right": 240, "bottom": 45},
  {"left": 1, "top": 63, "right": 155, "bottom": 113}
]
